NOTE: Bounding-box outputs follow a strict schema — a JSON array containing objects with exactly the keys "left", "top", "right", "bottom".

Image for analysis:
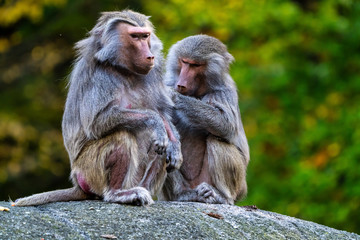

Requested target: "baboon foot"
[{"left": 104, "top": 187, "right": 154, "bottom": 206}]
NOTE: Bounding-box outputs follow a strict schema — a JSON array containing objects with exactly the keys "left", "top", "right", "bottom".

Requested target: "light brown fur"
[
  {"left": 71, "top": 131, "right": 139, "bottom": 196},
  {"left": 207, "top": 136, "right": 247, "bottom": 203}
]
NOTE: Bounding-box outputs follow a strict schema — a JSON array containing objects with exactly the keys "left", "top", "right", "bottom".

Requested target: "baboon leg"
[
  {"left": 72, "top": 131, "right": 148, "bottom": 204},
  {"left": 169, "top": 137, "right": 247, "bottom": 205},
  {"left": 103, "top": 142, "right": 154, "bottom": 206},
  {"left": 207, "top": 137, "right": 247, "bottom": 204},
  {"left": 138, "top": 154, "right": 167, "bottom": 196}
]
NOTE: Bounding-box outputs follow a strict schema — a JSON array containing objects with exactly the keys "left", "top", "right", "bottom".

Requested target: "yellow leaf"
[{"left": 0, "top": 206, "right": 10, "bottom": 212}]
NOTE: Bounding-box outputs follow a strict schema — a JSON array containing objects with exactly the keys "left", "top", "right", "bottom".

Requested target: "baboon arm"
[
  {"left": 85, "top": 104, "right": 164, "bottom": 139},
  {"left": 175, "top": 93, "right": 236, "bottom": 139},
  {"left": 162, "top": 116, "right": 177, "bottom": 142},
  {"left": 161, "top": 116, "right": 182, "bottom": 171}
]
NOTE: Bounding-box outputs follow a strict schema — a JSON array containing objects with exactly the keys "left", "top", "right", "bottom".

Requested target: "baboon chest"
[
  {"left": 180, "top": 133, "right": 207, "bottom": 181},
  {"left": 115, "top": 88, "right": 159, "bottom": 111}
]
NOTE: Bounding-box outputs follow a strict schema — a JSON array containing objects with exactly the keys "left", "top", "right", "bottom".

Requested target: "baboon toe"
[{"left": 104, "top": 187, "right": 154, "bottom": 206}]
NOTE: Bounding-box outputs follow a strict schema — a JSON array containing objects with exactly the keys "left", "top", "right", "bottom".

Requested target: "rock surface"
[{"left": 0, "top": 201, "right": 359, "bottom": 239}]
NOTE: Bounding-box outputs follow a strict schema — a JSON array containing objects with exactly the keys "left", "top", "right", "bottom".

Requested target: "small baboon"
[
  {"left": 14, "top": 10, "right": 182, "bottom": 206},
  {"left": 159, "top": 35, "right": 250, "bottom": 204}
]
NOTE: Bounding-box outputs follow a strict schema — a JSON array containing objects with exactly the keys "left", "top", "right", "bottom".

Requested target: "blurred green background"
[{"left": 0, "top": 0, "right": 359, "bottom": 234}]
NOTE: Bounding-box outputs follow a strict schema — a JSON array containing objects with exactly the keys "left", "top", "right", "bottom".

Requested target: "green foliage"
[{"left": 0, "top": 0, "right": 359, "bottom": 234}]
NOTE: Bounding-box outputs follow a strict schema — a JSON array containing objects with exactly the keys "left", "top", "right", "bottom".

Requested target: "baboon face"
[
  {"left": 176, "top": 58, "right": 207, "bottom": 97},
  {"left": 117, "top": 23, "right": 155, "bottom": 75}
]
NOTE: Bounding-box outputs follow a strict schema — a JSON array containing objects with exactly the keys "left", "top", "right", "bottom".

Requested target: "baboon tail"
[{"left": 13, "top": 187, "right": 88, "bottom": 206}]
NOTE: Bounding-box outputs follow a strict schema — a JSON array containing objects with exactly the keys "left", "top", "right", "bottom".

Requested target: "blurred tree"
[{"left": 0, "top": 0, "right": 359, "bottom": 234}]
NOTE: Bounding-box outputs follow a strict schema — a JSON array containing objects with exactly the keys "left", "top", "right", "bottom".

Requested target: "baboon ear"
[
  {"left": 225, "top": 52, "right": 234, "bottom": 64},
  {"left": 94, "top": 18, "right": 124, "bottom": 63},
  {"left": 208, "top": 53, "right": 228, "bottom": 68},
  {"left": 95, "top": 42, "right": 119, "bottom": 63}
]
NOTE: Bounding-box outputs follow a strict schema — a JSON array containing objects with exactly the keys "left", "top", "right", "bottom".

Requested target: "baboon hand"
[
  {"left": 165, "top": 141, "right": 183, "bottom": 172},
  {"left": 152, "top": 128, "right": 168, "bottom": 155},
  {"left": 196, "top": 182, "right": 217, "bottom": 204}
]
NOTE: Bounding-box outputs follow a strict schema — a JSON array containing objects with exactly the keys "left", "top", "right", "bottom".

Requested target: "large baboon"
[
  {"left": 14, "top": 10, "right": 182, "bottom": 206},
  {"left": 159, "top": 35, "right": 249, "bottom": 204}
]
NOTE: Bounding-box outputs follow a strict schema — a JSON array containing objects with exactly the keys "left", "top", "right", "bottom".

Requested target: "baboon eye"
[
  {"left": 181, "top": 59, "right": 202, "bottom": 67},
  {"left": 142, "top": 34, "right": 150, "bottom": 39},
  {"left": 130, "top": 34, "right": 140, "bottom": 39}
]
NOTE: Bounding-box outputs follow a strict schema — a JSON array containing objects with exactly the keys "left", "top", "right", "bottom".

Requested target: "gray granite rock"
[{"left": 0, "top": 201, "right": 358, "bottom": 239}]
